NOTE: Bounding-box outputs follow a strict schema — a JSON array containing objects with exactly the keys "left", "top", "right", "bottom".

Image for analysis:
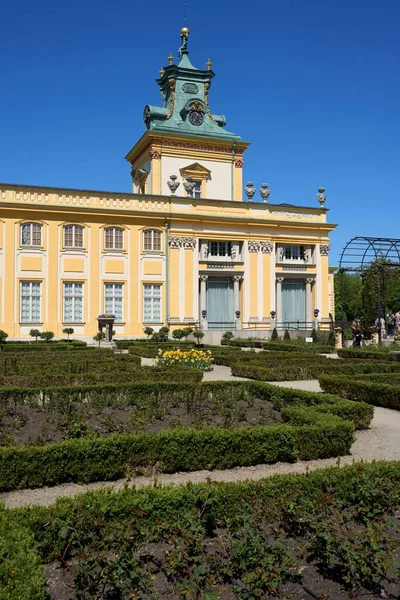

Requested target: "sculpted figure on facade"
[
  {"left": 320, "top": 244, "right": 331, "bottom": 256},
  {"left": 167, "top": 175, "right": 180, "bottom": 194},
  {"left": 168, "top": 236, "right": 197, "bottom": 250}
]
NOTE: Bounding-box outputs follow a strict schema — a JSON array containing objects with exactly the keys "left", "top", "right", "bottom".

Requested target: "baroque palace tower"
[{"left": 0, "top": 28, "right": 336, "bottom": 341}]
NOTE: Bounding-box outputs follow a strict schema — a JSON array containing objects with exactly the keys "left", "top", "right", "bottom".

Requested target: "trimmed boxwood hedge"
[
  {"left": 0, "top": 508, "right": 45, "bottom": 599},
  {"left": 0, "top": 411, "right": 354, "bottom": 491},
  {"left": 337, "top": 348, "right": 392, "bottom": 360},
  {"left": 319, "top": 375, "right": 400, "bottom": 410},
  {"left": 230, "top": 360, "right": 400, "bottom": 381},
  {"left": 0, "top": 380, "right": 372, "bottom": 491},
  {"left": 6, "top": 461, "right": 400, "bottom": 573}
]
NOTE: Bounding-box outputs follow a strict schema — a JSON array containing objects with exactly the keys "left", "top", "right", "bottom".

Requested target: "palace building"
[{"left": 0, "top": 28, "right": 336, "bottom": 340}]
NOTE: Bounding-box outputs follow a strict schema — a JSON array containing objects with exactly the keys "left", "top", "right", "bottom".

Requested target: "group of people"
[{"left": 350, "top": 310, "right": 400, "bottom": 347}]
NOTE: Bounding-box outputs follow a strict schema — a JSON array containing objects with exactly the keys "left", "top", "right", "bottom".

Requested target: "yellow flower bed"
[{"left": 155, "top": 348, "right": 213, "bottom": 371}]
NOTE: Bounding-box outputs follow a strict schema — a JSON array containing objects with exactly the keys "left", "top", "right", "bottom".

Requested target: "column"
[
  {"left": 199, "top": 275, "right": 208, "bottom": 330},
  {"left": 276, "top": 277, "right": 284, "bottom": 326},
  {"left": 305, "top": 278, "right": 313, "bottom": 327},
  {"left": 233, "top": 275, "right": 242, "bottom": 330}
]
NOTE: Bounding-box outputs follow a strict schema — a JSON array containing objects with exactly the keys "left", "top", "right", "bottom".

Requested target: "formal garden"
[{"left": 0, "top": 332, "right": 399, "bottom": 598}]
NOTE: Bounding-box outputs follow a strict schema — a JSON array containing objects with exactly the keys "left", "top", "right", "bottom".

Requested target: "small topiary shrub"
[
  {"left": 283, "top": 329, "right": 291, "bottom": 341},
  {"left": 143, "top": 326, "right": 154, "bottom": 340},
  {"left": 271, "top": 327, "right": 279, "bottom": 341},
  {"left": 62, "top": 327, "right": 74, "bottom": 341},
  {"left": 40, "top": 331, "right": 54, "bottom": 343},
  {"left": 222, "top": 331, "right": 234, "bottom": 343},
  {"left": 29, "top": 329, "right": 41, "bottom": 343}
]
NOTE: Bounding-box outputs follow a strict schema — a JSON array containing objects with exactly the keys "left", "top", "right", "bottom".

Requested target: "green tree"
[
  {"left": 29, "top": 329, "right": 41, "bottom": 343},
  {"left": 172, "top": 328, "right": 185, "bottom": 340},
  {"left": 0, "top": 330, "right": 8, "bottom": 346},
  {"left": 93, "top": 331, "right": 106, "bottom": 347},
  {"left": 182, "top": 327, "right": 193, "bottom": 340},
  {"left": 334, "top": 271, "right": 362, "bottom": 322},
  {"left": 283, "top": 329, "right": 291, "bottom": 340},
  {"left": 222, "top": 331, "right": 234, "bottom": 343},
  {"left": 62, "top": 327, "right": 74, "bottom": 341},
  {"left": 271, "top": 328, "right": 279, "bottom": 341},
  {"left": 193, "top": 330, "right": 204, "bottom": 345},
  {"left": 40, "top": 331, "right": 54, "bottom": 343},
  {"left": 143, "top": 326, "right": 154, "bottom": 340},
  {"left": 158, "top": 326, "right": 169, "bottom": 342}
]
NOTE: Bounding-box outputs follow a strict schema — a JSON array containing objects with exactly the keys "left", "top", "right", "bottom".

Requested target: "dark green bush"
[
  {"left": 11, "top": 461, "right": 400, "bottom": 569},
  {"left": 337, "top": 348, "right": 391, "bottom": 360},
  {"left": 263, "top": 341, "right": 335, "bottom": 353},
  {"left": 0, "top": 508, "right": 45, "bottom": 599},
  {"left": 0, "top": 414, "right": 355, "bottom": 492},
  {"left": 271, "top": 327, "right": 279, "bottom": 341},
  {"left": 319, "top": 375, "right": 400, "bottom": 410}
]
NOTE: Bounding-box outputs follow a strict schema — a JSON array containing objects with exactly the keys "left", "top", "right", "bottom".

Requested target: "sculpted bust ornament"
[
  {"left": 167, "top": 175, "right": 180, "bottom": 195},
  {"left": 244, "top": 182, "right": 256, "bottom": 201}
]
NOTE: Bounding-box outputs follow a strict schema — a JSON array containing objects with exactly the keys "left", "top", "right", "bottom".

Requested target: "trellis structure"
[{"left": 338, "top": 237, "right": 400, "bottom": 343}]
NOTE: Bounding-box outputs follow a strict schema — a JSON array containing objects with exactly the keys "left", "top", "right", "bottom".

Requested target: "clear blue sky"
[{"left": 1, "top": 0, "right": 399, "bottom": 264}]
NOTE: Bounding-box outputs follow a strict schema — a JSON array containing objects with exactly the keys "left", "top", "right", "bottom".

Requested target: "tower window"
[
  {"left": 143, "top": 229, "right": 162, "bottom": 252},
  {"left": 104, "top": 227, "right": 124, "bottom": 250},
  {"left": 188, "top": 181, "right": 201, "bottom": 199},
  {"left": 21, "top": 223, "right": 42, "bottom": 247}
]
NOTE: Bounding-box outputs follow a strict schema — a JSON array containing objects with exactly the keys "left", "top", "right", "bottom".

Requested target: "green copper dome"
[{"left": 143, "top": 29, "right": 242, "bottom": 142}]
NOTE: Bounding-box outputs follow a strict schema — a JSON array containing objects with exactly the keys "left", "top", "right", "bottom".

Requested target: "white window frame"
[
  {"left": 63, "top": 225, "right": 84, "bottom": 249},
  {"left": 143, "top": 229, "right": 162, "bottom": 252},
  {"left": 104, "top": 283, "right": 123, "bottom": 322},
  {"left": 143, "top": 284, "right": 162, "bottom": 323},
  {"left": 63, "top": 282, "right": 83, "bottom": 323},
  {"left": 20, "top": 223, "right": 42, "bottom": 247},
  {"left": 20, "top": 281, "right": 41, "bottom": 323},
  {"left": 283, "top": 245, "right": 305, "bottom": 261},
  {"left": 209, "top": 241, "right": 232, "bottom": 258},
  {"left": 104, "top": 227, "right": 124, "bottom": 251}
]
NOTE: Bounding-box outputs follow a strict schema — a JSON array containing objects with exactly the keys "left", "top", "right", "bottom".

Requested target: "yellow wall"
[{"left": 0, "top": 184, "right": 335, "bottom": 339}]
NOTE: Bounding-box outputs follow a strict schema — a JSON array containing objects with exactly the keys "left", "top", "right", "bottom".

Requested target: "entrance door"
[
  {"left": 282, "top": 280, "right": 306, "bottom": 327},
  {"left": 206, "top": 277, "right": 234, "bottom": 329}
]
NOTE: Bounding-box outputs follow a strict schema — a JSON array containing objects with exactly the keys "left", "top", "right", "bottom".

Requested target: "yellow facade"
[
  {"left": 0, "top": 184, "right": 335, "bottom": 339},
  {"left": 0, "top": 30, "right": 336, "bottom": 340}
]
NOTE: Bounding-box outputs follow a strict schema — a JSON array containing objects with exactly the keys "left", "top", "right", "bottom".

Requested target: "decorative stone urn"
[
  {"left": 183, "top": 176, "right": 196, "bottom": 196},
  {"left": 167, "top": 175, "right": 180, "bottom": 194},
  {"left": 259, "top": 183, "right": 271, "bottom": 202},
  {"left": 316, "top": 187, "right": 327, "bottom": 206},
  {"left": 97, "top": 314, "right": 115, "bottom": 342},
  {"left": 244, "top": 182, "right": 256, "bottom": 201}
]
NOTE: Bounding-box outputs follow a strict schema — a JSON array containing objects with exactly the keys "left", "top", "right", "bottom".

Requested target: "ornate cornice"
[
  {"left": 248, "top": 240, "right": 274, "bottom": 253},
  {"left": 168, "top": 236, "right": 197, "bottom": 250},
  {"left": 270, "top": 210, "right": 316, "bottom": 220},
  {"left": 320, "top": 244, "right": 331, "bottom": 256}
]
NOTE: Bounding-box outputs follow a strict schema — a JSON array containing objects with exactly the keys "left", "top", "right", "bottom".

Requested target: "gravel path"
[{"left": 2, "top": 364, "right": 399, "bottom": 509}]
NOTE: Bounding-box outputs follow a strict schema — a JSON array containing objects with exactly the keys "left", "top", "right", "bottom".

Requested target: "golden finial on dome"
[
  {"left": 206, "top": 58, "right": 212, "bottom": 70},
  {"left": 159, "top": 67, "right": 165, "bottom": 77},
  {"left": 168, "top": 52, "right": 173, "bottom": 65}
]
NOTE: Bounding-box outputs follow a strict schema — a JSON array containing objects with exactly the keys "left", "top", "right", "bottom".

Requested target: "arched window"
[
  {"left": 21, "top": 223, "right": 42, "bottom": 247},
  {"left": 143, "top": 229, "right": 162, "bottom": 252},
  {"left": 104, "top": 227, "right": 124, "bottom": 250},
  {"left": 63, "top": 225, "right": 84, "bottom": 248}
]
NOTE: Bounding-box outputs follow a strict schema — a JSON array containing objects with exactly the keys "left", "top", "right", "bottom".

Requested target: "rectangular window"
[
  {"left": 104, "top": 283, "right": 123, "bottom": 322},
  {"left": 209, "top": 241, "right": 232, "bottom": 257},
  {"left": 104, "top": 228, "right": 124, "bottom": 250},
  {"left": 63, "top": 282, "right": 83, "bottom": 322},
  {"left": 21, "top": 223, "right": 42, "bottom": 247},
  {"left": 193, "top": 181, "right": 201, "bottom": 199},
  {"left": 143, "top": 230, "right": 162, "bottom": 252},
  {"left": 143, "top": 284, "right": 161, "bottom": 322},
  {"left": 283, "top": 246, "right": 305, "bottom": 260},
  {"left": 63, "top": 226, "right": 83, "bottom": 248},
  {"left": 20, "top": 281, "right": 41, "bottom": 323}
]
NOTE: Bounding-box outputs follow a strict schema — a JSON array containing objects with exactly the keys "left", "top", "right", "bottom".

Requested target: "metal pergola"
[{"left": 338, "top": 237, "right": 400, "bottom": 344}]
